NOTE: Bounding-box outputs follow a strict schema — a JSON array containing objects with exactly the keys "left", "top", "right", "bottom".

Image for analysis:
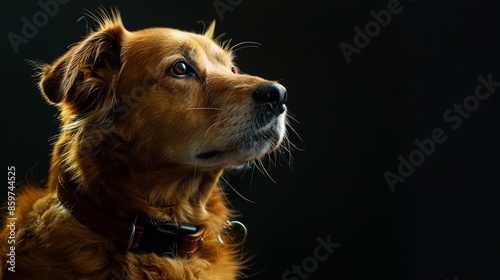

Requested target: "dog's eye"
[
  {"left": 172, "top": 61, "right": 188, "bottom": 75},
  {"left": 170, "top": 61, "right": 193, "bottom": 78},
  {"left": 231, "top": 67, "right": 237, "bottom": 74}
]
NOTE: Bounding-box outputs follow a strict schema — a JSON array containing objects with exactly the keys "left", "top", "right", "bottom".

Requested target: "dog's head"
[{"left": 39, "top": 11, "right": 288, "bottom": 172}]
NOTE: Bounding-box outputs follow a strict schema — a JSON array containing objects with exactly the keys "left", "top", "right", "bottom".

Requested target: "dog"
[{"left": 0, "top": 10, "right": 288, "bottom": 279}]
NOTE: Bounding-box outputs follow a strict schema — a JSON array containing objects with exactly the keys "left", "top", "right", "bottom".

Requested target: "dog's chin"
[{"left": 194, "top": 125, "right": 285, "bottom": 168}]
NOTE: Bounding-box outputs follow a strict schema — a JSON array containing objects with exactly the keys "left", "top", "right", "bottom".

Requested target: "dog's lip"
[
  {"left": 196, "top": 148, "right": 239, "bottom": 160},
  {"left": 196, "top": 150, "right": 223, "bottom": 159},
  {"left": 196, "top": 124, "right": 282, "bottom": 161},
  {"left": 194, "top": 147, "right": 257, "bottom": 167}
]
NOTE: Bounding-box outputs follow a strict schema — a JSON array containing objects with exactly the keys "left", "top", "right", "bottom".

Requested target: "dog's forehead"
[{"left": 126, "top": 27, "right": 233, "bottom": 67}]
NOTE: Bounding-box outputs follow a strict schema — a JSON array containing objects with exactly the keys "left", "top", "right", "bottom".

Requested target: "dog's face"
[
  {"left": 39, "top": 15, "right": 287, "bottom": 170},
  {"left": 118, "top": 26, "right": 287, "bottom": 168}
]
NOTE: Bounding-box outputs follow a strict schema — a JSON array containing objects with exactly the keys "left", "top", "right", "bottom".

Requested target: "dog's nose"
[{"left": 252, "top": 83, "right": 287, "bottom": 115}]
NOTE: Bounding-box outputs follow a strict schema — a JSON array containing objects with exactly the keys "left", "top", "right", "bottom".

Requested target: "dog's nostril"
[{"left": 253, "top": 83, "right": 287, "bottom": 115}]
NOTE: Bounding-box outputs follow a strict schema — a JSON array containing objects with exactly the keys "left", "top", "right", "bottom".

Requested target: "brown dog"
[{"left": 0, "top": 10, "right": 288, "bottom": 279}]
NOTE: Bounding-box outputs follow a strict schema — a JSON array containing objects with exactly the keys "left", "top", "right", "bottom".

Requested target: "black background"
[{"left": 2, "top": 0, "right": 500, "bottom": 279}]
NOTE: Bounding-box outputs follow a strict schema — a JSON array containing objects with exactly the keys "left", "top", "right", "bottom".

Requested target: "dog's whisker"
[
  {"left": 220, "top": 175, "right": 257, "bottom": 204},
  {"left": 229, "top": 41, "right": 262, "bottom": 53},
  {"left": 217, "top": 174, "right": 233, "bottom": 207},
  {"left": 204, "top": 116, "right": 231, "bottom": 137},
  {"left": 254, "top": 159, "right": 267, "bottom": 179},
  {"left": 283, "top": 137, "right": 296, "bottom": 164},
  {"left": 255, "top": 158, "right": 276, "bottom": 184},
  {"left": 285, "top": 132, "right": 305, "bottom": 154},
  {"left": 233, "top": 84, "right": 253, "bottom": 89},
  {"left": 218, "top": 182, "right": 233, "bottom": 208},
  {"left": 266, "top": 151, "right": 276, "bottom": 168},
  {"left": 286, "top": 117, "right": 304, "bottom": 143},
  {"left": 285, "top": 137, "right": 303, "bottom": 153},
  {"left": 238, "top": 162, "right": 252, "bottom": 180},
  {"left": 213, "top": 32, "right": 227, "bottom": 42},
  {"left": 274, "top": 125, "right": 300, "bottom": 169},
  {"left": 192, "top": 160, "right": 199, "bottom": 188},
  {"left": 280, "top": 146, "right": 295, "bottom": 169},
  {"left": 248, "top": 163, "right": 257, "bottom": 187},
  {"left": 220, "top": 38, "right": 233, "bottom": 50}
]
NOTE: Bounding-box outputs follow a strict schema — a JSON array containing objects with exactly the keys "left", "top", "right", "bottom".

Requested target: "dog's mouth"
[
  {"left": 196, "top": 150, "right": 223, "bottom": 159},
  {"left": 194, "top": 123, "right": 285, "bottom": 167}
]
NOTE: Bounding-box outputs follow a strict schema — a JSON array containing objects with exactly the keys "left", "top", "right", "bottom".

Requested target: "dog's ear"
[
  {"left": 204, "top": 20, "right": 216, "bottom": 40},
  {"left": 39, "top": 15, "right": 124, "bottom": 114}
]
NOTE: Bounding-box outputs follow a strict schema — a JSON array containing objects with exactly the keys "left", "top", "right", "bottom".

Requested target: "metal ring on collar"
[
  {"left": 127, "top": 214, "right": 137, "bottom": 250},
  {"left": 217, "top": 220, "right": 248, "bottom": 244}
]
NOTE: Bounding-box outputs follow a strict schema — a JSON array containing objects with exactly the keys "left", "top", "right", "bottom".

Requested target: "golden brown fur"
[{"left": 0, "top": 10, "right": 287, "bottom": 279}]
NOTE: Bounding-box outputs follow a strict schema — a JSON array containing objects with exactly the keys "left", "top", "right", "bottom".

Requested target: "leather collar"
[{"left": 57, "top": 178, "right": 205, "bottom": 258}]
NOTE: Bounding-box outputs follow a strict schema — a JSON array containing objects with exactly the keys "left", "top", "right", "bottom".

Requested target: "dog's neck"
[
  {"left": 66, "top": 168, "right": 227, "bottom": 225},
  {"left": 50, "top": 128, "right": 235, "bottom": 257},
  {"left": 49, "top": 134, "right": 231, "bottom": 230}
]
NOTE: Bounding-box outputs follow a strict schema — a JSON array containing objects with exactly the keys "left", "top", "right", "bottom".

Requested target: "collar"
[{"left": 57, "top": 178, "right": 205, "bottom": 258}]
